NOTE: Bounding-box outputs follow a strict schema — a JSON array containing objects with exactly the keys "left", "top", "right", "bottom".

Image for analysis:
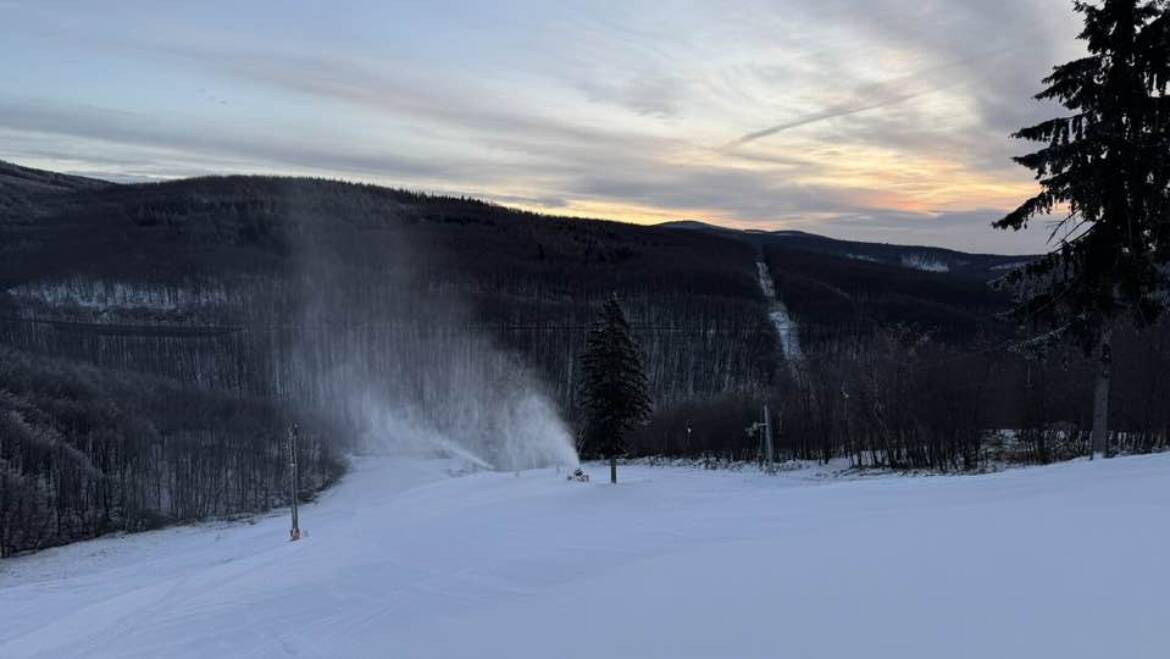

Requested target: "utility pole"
[
  {"left": 841, "top": 385, "right": 851, "bottom": 465},
  {"left": 763, "top": 403, "right": 775, "bottom": 474},
  {"left": 288, "top": 423, "right": 301, "bottom": 542}
]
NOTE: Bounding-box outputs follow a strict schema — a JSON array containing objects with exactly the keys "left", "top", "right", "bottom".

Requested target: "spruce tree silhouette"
[
  {"left": 579, "top": 295, "right": 652, "bottom": 483},
  {"left": 996, "top": 0, "right": 1170, "bottom": 458}
]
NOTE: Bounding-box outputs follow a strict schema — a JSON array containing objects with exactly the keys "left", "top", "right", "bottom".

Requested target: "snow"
[
  {"left": 5, "top": 279, "right": 234, "bottom": 312},
  {"left": 845, "top": 252, "right": 880, "bottom": 262},
  {"left": 3, "top": 453, "right": 1170, "bottom": 658},
  {"left": 756, "top": 260, "right": 803, "bottom": 364},
  {"left": 901, "top": 254, "right": 951, "bottom": 272}
]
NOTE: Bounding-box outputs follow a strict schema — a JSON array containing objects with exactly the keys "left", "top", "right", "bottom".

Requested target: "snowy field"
[{"left": 2, "top": 454, "right": 1169, "bottom": 658}]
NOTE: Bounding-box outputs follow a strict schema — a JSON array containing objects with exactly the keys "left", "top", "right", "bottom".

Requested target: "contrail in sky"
[{"left": 724, "top": 51, "right": 1008, "bottom": 149}]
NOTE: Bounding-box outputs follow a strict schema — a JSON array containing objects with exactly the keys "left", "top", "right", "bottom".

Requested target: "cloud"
[
  {"left": 0, "top": 97, "right": 467, "bottom": 182},
  {"left": 577, "top": 72, "right": 689, "bottom": 118},
  {"left": 481, "top": 192, "right": 570, "bottom": 209},
  {"left": 124, "top": 41, "right": 671, "bottom": 161},
  {"left": 0, "top": 0, "right": 1084, "bottom": 253},
  {"left": 727, "top": 66, "right": 967, "bottom": 147}
]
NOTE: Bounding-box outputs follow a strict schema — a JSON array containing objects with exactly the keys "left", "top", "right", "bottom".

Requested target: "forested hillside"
[
  {"left": 4, "top": 160, "right": 1168, "bottom": 555},
  {"left": 0, "top": 164, "right": 777, "bottom": 553},
  {"left": 0, "top": 170, "right": 777, "bottom": 406},
  {"left": 0, "top": 346, "right": 343, "bottom": 557},
  {"left": 760, "top": 243, "right": 1010, "bottom": 346}
]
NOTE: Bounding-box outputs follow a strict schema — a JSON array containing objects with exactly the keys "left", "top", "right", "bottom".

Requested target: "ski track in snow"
[
  {"left": 2, "top": 454, "right": 1170, "bottom": 658},
  {"left": 756, "top": 260, "right": 802, "bottom": 364}
]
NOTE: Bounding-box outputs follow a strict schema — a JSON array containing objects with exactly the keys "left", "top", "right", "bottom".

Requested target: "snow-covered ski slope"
[{"left": 3, "top": 454, "right": 1169, "bottom": 658}]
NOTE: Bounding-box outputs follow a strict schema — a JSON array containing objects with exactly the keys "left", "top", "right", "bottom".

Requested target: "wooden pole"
[
  {"left": 289, "top": 424, "right": 300, "bottom": 541},
  {"left": 764, "top": 404, "right": 774, "bottom": 474}
]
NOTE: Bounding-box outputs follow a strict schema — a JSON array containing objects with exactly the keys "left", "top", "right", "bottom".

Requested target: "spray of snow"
[
  {"left": 343, "top": 372, "right": 579, "bottom": 471},
  {"left": 289, "top": 228, "right": 579, "bottom": 472}
]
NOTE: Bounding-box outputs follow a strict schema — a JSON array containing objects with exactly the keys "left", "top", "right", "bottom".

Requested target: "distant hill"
[
  {"left": 0, "top": 171, "right": 777, "bottom": 407},
  {"left": 659, "top": 219, "right": 1034, "bottom": 281},
  {"left": 753, "top": 231, "right": 1033, "bottom": 280},
  {"left": 0, "top": 159, "right": 114, "bottom": 230},
  {"left": 0, "top": 159, "right": 110, "bottom": 202},
  {"left": 657, "top": 216, "right": 1032, "bottom": 345},
  {"left": 655, "top": 219, "right": 738, "bottom": 233},
  {"left": 0, "top": 164, "right": 1028, "bottom": 371},
  {"left": 0, "top": 165, "right": 1034, "bottom": 440}
]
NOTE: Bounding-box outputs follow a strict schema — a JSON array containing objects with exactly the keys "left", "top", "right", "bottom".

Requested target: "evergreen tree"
[
  {"left": 579, "top": 295, "right": 652, "bottom": 483},
  {"left": 995, "top": 0, "right": 1170, "bottom": 458}
]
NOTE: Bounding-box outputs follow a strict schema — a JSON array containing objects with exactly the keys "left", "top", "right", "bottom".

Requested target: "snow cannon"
[{"left": 568, "top": 467, "right": 590, "bottom": 483}]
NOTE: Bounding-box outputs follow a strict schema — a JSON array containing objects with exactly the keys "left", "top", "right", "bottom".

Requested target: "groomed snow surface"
[{"left": 3, "top": 454, "right": 1170, "bottom": 658}]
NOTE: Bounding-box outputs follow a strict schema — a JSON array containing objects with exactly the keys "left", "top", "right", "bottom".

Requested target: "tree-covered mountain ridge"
[{"left": 0, "top": 158, "right": 1049, "bottom": 556}]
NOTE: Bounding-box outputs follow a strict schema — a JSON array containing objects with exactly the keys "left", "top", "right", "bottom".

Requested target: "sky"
[{"left": 0, "top": 1, "right": 1086, "bottom": 253}]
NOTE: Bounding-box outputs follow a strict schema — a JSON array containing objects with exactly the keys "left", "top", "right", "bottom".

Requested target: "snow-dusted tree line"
[
  {"left": 0, "top": 346, "right": 344, "bottom": 557},
  {"left": 632, "top": 320, "right": 1170, "bottom": 470}
]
